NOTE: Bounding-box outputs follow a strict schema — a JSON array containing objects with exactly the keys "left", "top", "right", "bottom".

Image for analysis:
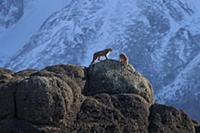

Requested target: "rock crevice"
[{"left": 0, "top": 60, "right": 199, "bottom": 133}]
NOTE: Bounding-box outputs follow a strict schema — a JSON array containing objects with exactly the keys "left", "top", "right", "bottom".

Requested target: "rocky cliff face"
[{"left": 0, "top": 60, "right": 199, "bottom": 133}]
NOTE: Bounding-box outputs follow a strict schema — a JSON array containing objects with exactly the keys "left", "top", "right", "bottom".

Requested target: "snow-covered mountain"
[
  {"left": 0, "top": 0, "right": 23, "bottom": 65},
  {"left": 0, "top": 0, "right": 70, "bottom": 66},
  {"left": 0, "top": 0, "right": 24, "bottom": 34},
  {"left": 4, "top": 0, "right": 200, "bottom": 122}
]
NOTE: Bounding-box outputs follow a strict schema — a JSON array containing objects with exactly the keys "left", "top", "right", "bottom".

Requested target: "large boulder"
[
  {"left": 75, "top": 94, "right": 149, "bottom": 133},
  {"left": 85, "top": 60, "right": 154, "bottom": 104},
  {"left": 16, "top": 76, "right": 71, "bottom": 125},
  {"left": 16, "top": 75, "right": 84, "bottom": 128},
  {"left": 0, "top": 64, "right": 85, "bottom": 132},
  {"left": 148, "top": 104, "right": 196, "bottom": 133}
]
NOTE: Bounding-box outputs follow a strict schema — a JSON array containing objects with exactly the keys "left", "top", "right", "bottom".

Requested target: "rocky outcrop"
[
  {"left": 148, "top": 104, "right": 196, "bottom": 133},
  {"left": 0, "top": 68, "right": 15, "bottom": 84},
  {"left": 85, "top": 60, "right": 154, "bottom": 104},
  {"left": 0, "top": 60, "right": 198, "bottom": 133}
]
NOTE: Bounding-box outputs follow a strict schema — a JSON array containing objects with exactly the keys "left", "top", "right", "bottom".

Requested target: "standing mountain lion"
[{"left": 91, "top": 48, "right": 113, "bottom": 64}]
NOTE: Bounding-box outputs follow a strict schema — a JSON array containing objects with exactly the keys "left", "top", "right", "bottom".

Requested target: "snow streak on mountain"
[
  {"left": 0, "top": 0, "right": 23, "bottom": 34},
  {"left": 4, "top": 0, "right": 200, "bottom": 122},
  {"left": 0, "top": 0, "right": 70, "bottom": 66}
]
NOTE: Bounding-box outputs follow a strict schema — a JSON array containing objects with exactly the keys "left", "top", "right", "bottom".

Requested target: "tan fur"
[
  {"left": 119, "top": 53, "right": 128, "bottom": 64},
  {"left": 91, "top": 48, "right": 113, "bottom": 64}
]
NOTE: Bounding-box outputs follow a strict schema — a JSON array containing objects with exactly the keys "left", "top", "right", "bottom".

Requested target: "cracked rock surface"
[{"left": 0, "top": 60, "right": 199, "bottom": 133}]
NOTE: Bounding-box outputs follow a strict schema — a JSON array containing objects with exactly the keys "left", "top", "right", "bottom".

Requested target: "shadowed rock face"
[
  {"left": 196, "top": 126, "right": 200, "bottom": 133},
  {"left": 0, "top": 60, "right": 198, "bottom": 133}
]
